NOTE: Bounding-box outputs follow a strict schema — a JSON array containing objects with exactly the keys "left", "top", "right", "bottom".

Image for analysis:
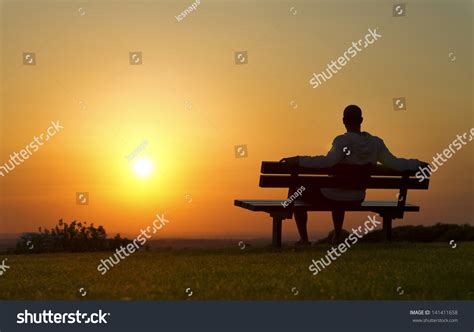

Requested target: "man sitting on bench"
[{"left": 280, "top": 105, "right": 426, "bottom": 245}]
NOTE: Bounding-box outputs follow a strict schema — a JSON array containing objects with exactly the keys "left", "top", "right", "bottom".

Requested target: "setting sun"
[{"left": 133, "top": 158, "right": 154, "bottom": 178}]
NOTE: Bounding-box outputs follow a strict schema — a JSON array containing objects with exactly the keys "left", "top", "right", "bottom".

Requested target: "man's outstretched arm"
[
  {"left": 377, "top": 140, "right": 422, "bottom": 171},
  {"left": 280, "top": 139, "right": 345, "bottom": 168}
]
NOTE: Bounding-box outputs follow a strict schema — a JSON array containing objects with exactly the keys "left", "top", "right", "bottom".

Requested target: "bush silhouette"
[{"left": 15, "top": 219, "right": 131, "bottom": 253}]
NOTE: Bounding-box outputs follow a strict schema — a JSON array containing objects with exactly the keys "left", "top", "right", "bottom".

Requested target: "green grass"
[{"left": 1, "top": 243, "right": 473, "bottom": 300}]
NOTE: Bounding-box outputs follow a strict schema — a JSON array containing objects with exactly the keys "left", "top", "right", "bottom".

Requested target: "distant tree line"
[
  {"left": 362, "top": 223, "right": 474, "bottom": 243},
  {"left": 318, "top": 223, "right": 474, "bottom": 244},
  {"left": 15, "top": 219, "right": 131, "bottom": 254}
]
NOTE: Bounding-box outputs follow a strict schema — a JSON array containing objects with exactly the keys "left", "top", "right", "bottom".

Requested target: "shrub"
[{"left": 15, "top": 219, "right": 130, "bottom": 254}]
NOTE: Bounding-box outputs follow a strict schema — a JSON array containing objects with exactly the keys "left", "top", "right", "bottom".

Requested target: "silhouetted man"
[{"left": 280, "top": 105, "right": 426, "bottom": 245}]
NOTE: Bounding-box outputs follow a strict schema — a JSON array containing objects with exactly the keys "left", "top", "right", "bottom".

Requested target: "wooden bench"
[{"left": 234, "top": 161, "right": 430, "bottom": 247}]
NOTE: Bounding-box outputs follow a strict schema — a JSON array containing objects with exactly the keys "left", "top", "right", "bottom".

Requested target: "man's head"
[{"left": 343, "top": 105, "right": 363, "bottom": 132}]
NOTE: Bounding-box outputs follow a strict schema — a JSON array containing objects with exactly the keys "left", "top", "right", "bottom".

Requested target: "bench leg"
[
  {"left": 272, "top": 217, "right": 283, "bottom": 247},
  {"left": 383, "top": 216, "right": 392, "bottom": 242}
]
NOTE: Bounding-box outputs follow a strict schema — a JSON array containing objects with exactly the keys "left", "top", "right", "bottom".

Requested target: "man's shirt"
[{"left": 298, "top": 131, "right": 421, "bottom": 201}]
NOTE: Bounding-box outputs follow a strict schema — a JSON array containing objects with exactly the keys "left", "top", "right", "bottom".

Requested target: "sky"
[{"left": 0, "top": 0, "right": 472, "bottom": 240}]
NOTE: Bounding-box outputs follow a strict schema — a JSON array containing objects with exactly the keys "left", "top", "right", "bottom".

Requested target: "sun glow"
[{"left": 133, "top": 158, "right": 154, "bottom": 178}]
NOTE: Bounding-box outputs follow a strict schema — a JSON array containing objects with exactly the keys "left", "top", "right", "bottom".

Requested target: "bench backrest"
[
  {"left": 259, "top": 161, "right": 430, "bottom": 215},
  {"left": 260, "top": 162, "right": 429, "bottom": 190}
]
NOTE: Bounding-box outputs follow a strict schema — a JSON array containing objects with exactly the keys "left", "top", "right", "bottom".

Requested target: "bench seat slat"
[{"left": 234, "top": 199, "right": 420, "bottom": 212}]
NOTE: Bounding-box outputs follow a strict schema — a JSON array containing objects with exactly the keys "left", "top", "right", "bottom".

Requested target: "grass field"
[{"left": 1, "top": 243, "right": 473, "bottom": 300}]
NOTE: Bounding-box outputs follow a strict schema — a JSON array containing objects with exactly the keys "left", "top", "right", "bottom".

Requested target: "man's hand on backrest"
[
  {"left": 279, "top": 156, "right": 299, "bottom": 167},
  {"left": 418, "top": 161, "right": 430, "bottom": 169}
]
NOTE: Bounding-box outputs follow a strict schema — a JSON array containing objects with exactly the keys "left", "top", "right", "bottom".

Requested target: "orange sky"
[{"left": 0, "top": 0, "right": 472, "bottom": 239}]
